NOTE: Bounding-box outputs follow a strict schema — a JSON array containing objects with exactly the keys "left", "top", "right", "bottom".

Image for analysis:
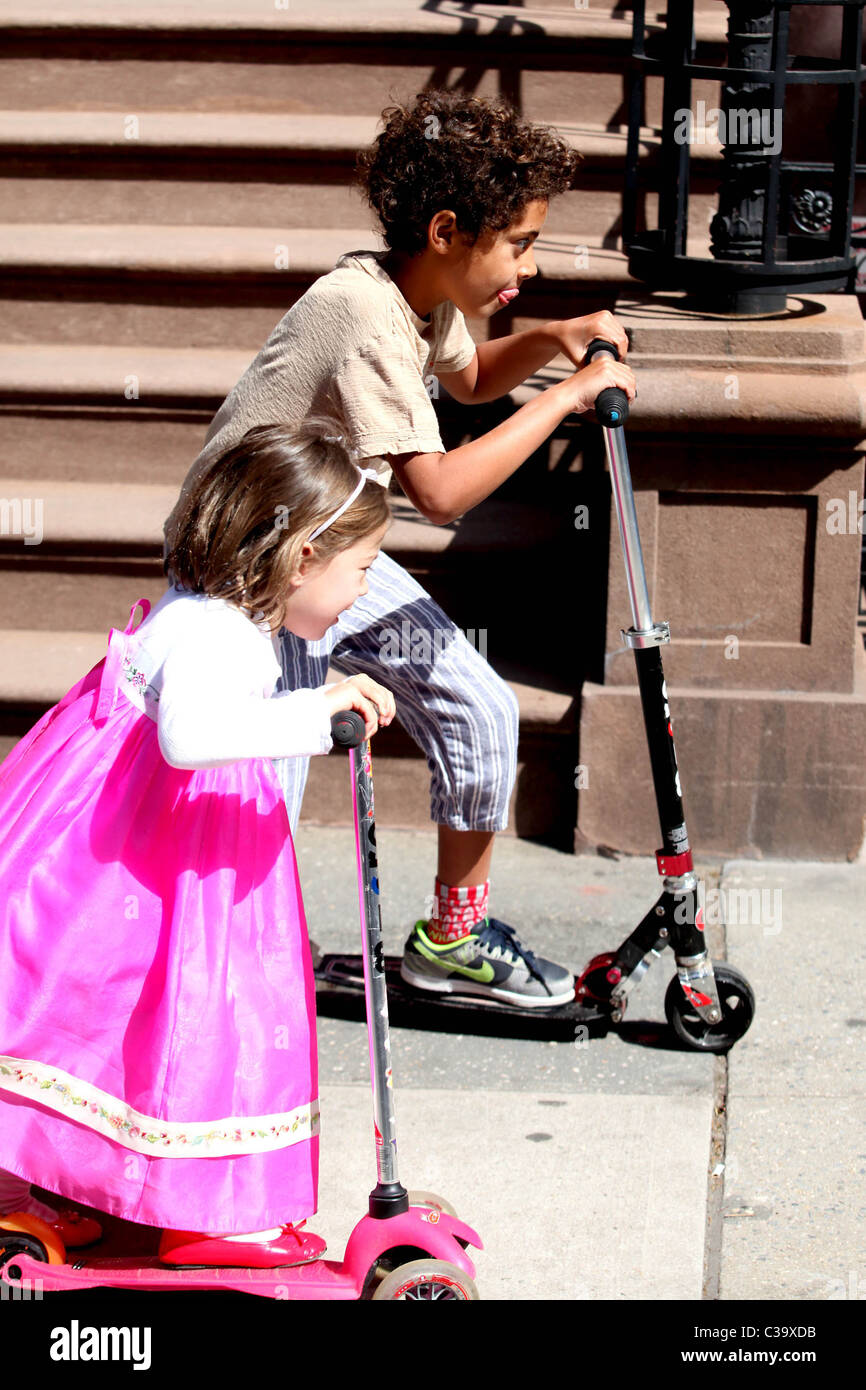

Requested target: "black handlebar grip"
[
  {"left": 330, "top": 709, "right": 366, "bottom": 748},
  {"left": 584, "top": 337, "right": 629, "bottom": 428}
]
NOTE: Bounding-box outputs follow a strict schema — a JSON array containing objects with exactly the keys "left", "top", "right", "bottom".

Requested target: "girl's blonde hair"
[{"left": 165, "top": 419, "right": 391, "bottom": 631}]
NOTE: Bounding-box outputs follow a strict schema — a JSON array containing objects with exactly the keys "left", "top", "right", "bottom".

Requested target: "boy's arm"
[
  {"left": 387, "top": 353, "right": 635, "bottom": 526},
  {"left": 437, "top": 310, "right": 629, "bottom": 406}
]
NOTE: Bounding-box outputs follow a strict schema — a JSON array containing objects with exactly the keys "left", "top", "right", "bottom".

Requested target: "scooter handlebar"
[
  {"left": 330, "top": 710, "right": 367, "bottom": 748},
  {"left": 585, "top": 337, "right": 629, "bottom": 428}
]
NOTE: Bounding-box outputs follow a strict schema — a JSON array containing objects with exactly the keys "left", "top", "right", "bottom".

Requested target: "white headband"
[{"left": 308, "top": 464, "right": 381, "bottom": 542}]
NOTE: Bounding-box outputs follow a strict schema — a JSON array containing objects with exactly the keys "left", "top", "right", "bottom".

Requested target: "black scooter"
[{"left": 316, "top": 340, "right": 755, "bottom": 1055}]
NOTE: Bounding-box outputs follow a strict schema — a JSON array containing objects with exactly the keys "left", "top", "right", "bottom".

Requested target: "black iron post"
[{"left": 624, "top": 0, "right": 865, "bottom": 315}]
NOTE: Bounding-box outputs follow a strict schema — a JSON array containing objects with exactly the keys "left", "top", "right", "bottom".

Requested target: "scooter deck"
[
  {"left": 315, "top": 953, "right": 610, "bottom": 1041},
  {"left": 2, "top": 1250, "right": 359, "bottom": 1298}
]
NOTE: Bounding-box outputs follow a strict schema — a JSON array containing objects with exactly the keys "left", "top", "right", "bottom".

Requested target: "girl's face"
[
  {"left": 281, "top": 522, "right": 389, "bottom": 639},
  {"left": 444, "top": 198, "right": 548, "bottom": 318}
]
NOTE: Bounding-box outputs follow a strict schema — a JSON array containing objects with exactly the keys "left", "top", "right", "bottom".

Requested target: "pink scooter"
[{"left": 0, "top": 712, "right": 481, "bottom": 1301}]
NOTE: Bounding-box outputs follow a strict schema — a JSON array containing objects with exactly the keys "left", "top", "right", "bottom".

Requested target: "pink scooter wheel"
[{"left": 372, "top": 1258, "right": 479, "bottom": 1301}]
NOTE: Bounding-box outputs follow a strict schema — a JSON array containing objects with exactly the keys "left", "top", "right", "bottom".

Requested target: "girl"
[{"left": 0, "top": 421, "right": 395, "bottom": 1268}]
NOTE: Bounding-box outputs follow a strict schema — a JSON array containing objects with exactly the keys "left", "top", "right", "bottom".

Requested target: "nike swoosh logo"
[
  {"left": 414, "top": 938, "right": 497, "bottom": 984},
  {"left": 448, "top": 960, "right": 496, "bottom": 983}
]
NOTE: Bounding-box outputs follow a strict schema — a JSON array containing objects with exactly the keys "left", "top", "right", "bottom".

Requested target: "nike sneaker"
[{"left": 399, "top": 917, "right": 575, "bottom": 1007}]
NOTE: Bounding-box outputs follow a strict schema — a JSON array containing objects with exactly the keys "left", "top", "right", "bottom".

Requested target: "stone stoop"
[
  {"left": 0, "top": 621, "right": 578, "bottom": 847},
  {"left": 0, "top": 2, "right": 726, "bottom": 124},
  {"left": 0, "top": 113, "right": 723, "bottom": 256},
  {"left": 0, "top": 0, "right": 725, "bottom": 842},
  {"left": 0, "top": 468, "right": 587, "bottom": 843}
]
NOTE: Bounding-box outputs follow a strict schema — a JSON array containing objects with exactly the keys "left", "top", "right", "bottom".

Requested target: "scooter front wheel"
[
  {"left": 371, "top": 1258, "right": 479, "bottom": 1301},
  {"left": 406, "top": 1190, "right": 458, "bottom": 1218},
  {"left": 664, "top": 963, "right": 755, "bottom": 1053}
]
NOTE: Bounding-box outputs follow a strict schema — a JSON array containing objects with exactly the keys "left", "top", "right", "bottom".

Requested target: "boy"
[{"left": 165, "top": 90, "right": 635, "bottom": 1007}]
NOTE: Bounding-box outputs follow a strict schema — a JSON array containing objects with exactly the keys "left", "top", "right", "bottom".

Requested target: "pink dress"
[{"left": 0, "top": 592, "right": 332, "bottom": 1233}]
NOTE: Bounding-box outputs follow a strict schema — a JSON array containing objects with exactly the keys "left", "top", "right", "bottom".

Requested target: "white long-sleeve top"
[{"left": 118, "top": 587, "right": 334, "bottom": 770}]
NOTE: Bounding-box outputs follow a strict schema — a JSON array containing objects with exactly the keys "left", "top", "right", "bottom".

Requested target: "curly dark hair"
[{"left": 356, "top": 90, "right": 582, "bottom": 255}]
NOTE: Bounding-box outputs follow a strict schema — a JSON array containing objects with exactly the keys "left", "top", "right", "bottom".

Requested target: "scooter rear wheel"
[
  {"left": 371, "top": 1258, "right": 479, "bottom": 1301},
  {"left": 0, "top": 1229, "right": 52, "bottom": 1290},
  {"left": 664, "top": 963, "right": 755, "bottom": 1053},
  {"left": 0, "top": 1232, "right": 50, "bottom": 1268},
  {"left": 0, "top": 1212, "right": 65, "bottom": 1265}
]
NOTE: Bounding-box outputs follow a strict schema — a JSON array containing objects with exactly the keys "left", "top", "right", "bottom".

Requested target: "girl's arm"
[
  {"left": 388, "top": 353, "right": 636, "bottom": 526},
  {"left": 159, "top": 677, "right": 335, "bottom": 770},
  {"left": 156, "top": 607, "right": 395, "bottom": 771}
]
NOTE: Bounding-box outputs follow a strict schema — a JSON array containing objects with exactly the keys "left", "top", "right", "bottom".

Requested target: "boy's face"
[{"left": 444, "top": 198, "right": 548, "bottom": 318}]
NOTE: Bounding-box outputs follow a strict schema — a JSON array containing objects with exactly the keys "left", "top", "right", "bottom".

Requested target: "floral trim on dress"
[
  {"left": 0, "top": 1056, "right": 319, "bottom": 1160},
  {"left": 121, "top": 653, "right": 160, "bottom": 708}
]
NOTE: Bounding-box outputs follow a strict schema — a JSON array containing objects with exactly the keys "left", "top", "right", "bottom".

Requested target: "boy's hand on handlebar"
[
  {"left": 555, "top": 311, "right": 629, "bottom": 369},
  {"left": 323, "top": 674, "right": 396, "bottom": 739},
  {"left": 560, "top": 357, "right": 637, "bottom": 418}
]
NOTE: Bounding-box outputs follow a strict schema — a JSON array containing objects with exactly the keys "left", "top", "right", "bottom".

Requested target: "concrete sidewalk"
[
  {"left": 719, "top": 860, "right": 866, "bottom": 1303},
  {"left": 295, "top": 824, "right": 866, "bottom": 1302}
]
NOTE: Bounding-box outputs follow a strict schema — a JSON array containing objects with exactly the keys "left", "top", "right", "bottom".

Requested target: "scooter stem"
[
  {"left": 584, "top": 338, "right": 653, "bottom": 633},
  {"left": 582, "top": 343, "right": 723, "bottom": 1026},
  {"left": 342, "top": 724, "right": 409, "bottom": 1218},
  {"left": 603, "top": 423, "right": 653, "bottom": 633}
]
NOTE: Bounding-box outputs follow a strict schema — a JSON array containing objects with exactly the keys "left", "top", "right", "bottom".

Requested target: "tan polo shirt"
[{"left": 164, "top": 249, "right": 478, "bottom": 544}]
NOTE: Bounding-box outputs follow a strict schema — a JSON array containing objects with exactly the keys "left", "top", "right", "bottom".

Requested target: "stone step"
[
  {"left": 0, "top": 477, "right": 564, "bottom": 561},
  {"left": 0, "top": 626, "right": 579, "bottom": 842},
  {"left": 0, "top": 222, "right": 659, "bottom": 283},
  {"left": 0, "top": 224, "right": 660, "bottom": 349},
  {"left": 0, "top": 405, "right": 214, "bottom": 489},
  {"left": 0, "top": 113, "right": 722, "bottom": 240},
  {"left": 0, "top": 110, "right": 672, "bottom": 165},
  {"left": 0, "top": 341, "right": 252, "bottom": 407},
  {"left": 0, "top": 477, "right": 176, "bottom": 552},
  {"left": 0, "top": 474, "right": 582, "bottom": 685},
  {"left": 0, "top": 334, "right": 603, "bottom": 493},
  {"left": 0, "top": 628, "right": 575, "bottom": 725},
  {"left": 0, "top": 388, "right": 599, "bottom": 698},
  {"left": 523, "top": 0, "right": 721, "bottom": 9},
  {"left": 0, "top": 389, "right": 598, "bottom": 492},
  {"left": 0, "top": 2, "right": 725, "bottom": 127},
  {"left": 11, "top": 291, "right": 791, "bottom": 430}
]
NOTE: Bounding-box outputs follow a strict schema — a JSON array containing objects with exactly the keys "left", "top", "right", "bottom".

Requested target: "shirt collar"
[{"left": 335, "top": 249, "right": 433, "bottom": 336}]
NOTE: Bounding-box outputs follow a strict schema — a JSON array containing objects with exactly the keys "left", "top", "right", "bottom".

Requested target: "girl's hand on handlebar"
[
  {"left": 323, "top": 673, "right": 396, "bottom": 738},
  {"left": 560, "top": 357, "right": 637, "bottom": 418}
]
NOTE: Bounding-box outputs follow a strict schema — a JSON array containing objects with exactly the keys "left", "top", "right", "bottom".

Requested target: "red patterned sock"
[{"left": 425, "top": 877, "right": 490, "bottom": 944}]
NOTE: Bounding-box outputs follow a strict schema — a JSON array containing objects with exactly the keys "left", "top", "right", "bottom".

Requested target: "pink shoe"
[{"left": 157, "top": 1221, "right": 326, "bottom": 1269}]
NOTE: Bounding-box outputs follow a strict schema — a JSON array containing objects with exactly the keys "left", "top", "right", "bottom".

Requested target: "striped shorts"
[{"left": 275, "top": 551, "right": 519, "bottom": 833}]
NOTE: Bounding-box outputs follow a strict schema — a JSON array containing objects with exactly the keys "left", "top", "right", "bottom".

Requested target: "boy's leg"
[
  {"left": 272, "top": 632, "right": 336, "bottom": 831},
  {"left": 326, "top": 551, "right": 574, "bottom": 1006},
  {"left": 437, "top": 827, "right": 494, "bottom": 890},
  {"left": 328, "top": 552, "right": 516, "bottom": 836},
  {"left": 276, "top": 575, "right": 509, "bottom": 958}
]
